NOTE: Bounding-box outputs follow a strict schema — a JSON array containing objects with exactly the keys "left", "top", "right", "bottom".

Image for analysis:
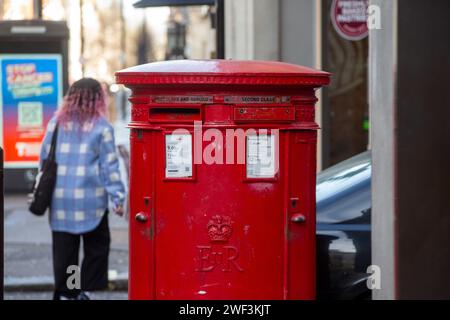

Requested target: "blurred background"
[
  {"left": 0, "top": 0, "right": 370, "bottom": 192},
  {"left": 1, "top": 0, "right": 221, "bottom": 300},
  {"left": 1, "top": 0, "right": 449, "bottom": 300}
]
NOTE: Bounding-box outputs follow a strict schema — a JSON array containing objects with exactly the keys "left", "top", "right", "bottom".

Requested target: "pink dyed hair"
[{"left": 56, "top": 78, "right": 107, "bottom": 127}]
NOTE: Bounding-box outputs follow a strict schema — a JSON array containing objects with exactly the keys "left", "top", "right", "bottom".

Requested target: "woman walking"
[{"left": 39, "top": 78, "right": 126, "bottom": 300}]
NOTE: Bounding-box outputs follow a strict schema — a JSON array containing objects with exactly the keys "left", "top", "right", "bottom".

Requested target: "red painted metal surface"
[{"left": 115, "top": 59, "right": 330, "bottom": 300}]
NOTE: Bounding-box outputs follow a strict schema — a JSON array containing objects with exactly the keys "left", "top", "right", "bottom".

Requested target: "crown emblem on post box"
[{"left": 207, "top": 215, "right": 233, "bottom": 243}]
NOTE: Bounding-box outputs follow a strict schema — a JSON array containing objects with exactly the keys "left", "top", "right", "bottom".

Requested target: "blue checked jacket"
[{"left": 39, "top": 116, "right": 126, "bottom": 234}]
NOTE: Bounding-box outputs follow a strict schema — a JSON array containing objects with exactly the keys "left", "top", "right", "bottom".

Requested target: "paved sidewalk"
[
  {"left": 4, "top": 290, "right": 128, "bottom": 300},
  {"left": 4, "top": 194, "right": 129, "bottom": 298}
]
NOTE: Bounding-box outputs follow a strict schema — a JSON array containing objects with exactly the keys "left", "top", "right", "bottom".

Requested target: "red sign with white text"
[
  {"left": 331, "top": 0, "right": 369, "bottom": 41},
  {"left": 0, "top": 54, "right": 62, "bottom": 168}
]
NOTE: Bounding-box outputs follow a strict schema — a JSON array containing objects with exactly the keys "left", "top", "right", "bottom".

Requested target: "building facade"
[{"left": 225, "top": 0, "right": 369, "bottom": 171}]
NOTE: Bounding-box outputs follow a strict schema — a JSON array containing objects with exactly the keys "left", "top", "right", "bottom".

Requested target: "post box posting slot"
[{"left": 149, "top": 106, "right": 201, "bottom": 123}]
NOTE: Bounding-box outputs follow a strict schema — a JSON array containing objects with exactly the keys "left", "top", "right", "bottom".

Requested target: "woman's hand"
[{"left": 114, "top": 204, "right": 124, "bottom": 217}]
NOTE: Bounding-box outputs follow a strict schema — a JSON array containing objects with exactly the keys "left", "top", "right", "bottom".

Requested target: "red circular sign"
[{"left": 331, "top": 0, "right": 369, "bottom": 41}]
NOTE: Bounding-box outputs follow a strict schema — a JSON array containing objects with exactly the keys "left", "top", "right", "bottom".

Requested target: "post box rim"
[{"left": 115, "top": 59, "right": 331, "bottom": 87}]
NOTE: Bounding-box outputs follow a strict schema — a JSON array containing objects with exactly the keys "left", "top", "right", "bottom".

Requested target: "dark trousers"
[{"left": 52, "top": 211, "right": 110, "bottom": 299}]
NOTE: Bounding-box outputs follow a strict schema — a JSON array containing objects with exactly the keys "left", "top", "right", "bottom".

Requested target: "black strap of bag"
[
  {"left": 47, "top": 123, "right": 59, "bottom": 162},
  {"left": 29, "top": 123, "right": 59, "bottom": 216}
]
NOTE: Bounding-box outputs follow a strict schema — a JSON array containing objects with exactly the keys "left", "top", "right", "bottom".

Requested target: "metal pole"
[
  {"left": 33, "top": 0, "right": 43, "bottom": 19},
  {"left": 215, "top": 0, "right": 225, "bottom": 59},
  {"left": 120, "top": 0, "right": 127, "bottom": 120},
  {"left": 80, "top": 0, "right": 85, "bottom": 76},
  {"left": 120, "top": 0, "right": 126, "bottom": 70}
]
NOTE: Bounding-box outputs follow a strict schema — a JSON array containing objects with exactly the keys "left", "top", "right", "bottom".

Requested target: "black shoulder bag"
[{"left": 29, "top": 124, "right": 59, "bottom": 216}]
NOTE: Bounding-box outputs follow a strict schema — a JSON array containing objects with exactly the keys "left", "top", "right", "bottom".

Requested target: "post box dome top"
[{"left": 115, "top": 59, "right": 330, "bottom": 87}]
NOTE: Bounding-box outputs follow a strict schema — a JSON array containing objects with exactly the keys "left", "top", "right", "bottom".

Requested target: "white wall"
[
  {"left": 280, "top": 0, "right": 318, "bottom": 68},
  {"left": 225, "top": 0, "right": 324, "bottom": 170},
  {"left": 225, "top": 0, "right": 279, "bottom": 60}
]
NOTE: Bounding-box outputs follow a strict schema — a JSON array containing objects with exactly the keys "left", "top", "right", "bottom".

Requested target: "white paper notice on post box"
[
  {"left": 246, "top": 134, "right": 276, "bottom": 178},
  {"left": 165, "top": 134, "right": 193, "bottom": 178}
]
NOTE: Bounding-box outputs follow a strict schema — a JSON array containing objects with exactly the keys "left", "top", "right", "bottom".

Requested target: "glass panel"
[{"left": 323, "top": 0, "right": 369, "bottom": 167}]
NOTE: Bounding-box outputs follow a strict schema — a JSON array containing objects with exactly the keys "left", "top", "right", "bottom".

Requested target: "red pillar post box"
[{"left": 115, "top": 60, "right": 330, "bottom": 300}]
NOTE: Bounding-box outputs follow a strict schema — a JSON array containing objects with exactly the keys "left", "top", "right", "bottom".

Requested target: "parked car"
[{"left": 316, "top": 151, "right": 372, "bottom": 300}]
